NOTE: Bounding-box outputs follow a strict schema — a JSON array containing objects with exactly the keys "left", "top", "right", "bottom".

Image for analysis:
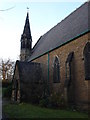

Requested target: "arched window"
[
  {"left": 21, "top": 41, "right": 25, "bottom": 49},
  {"left": 65, "top": 52, "right": 74, "bottom": 87},
  {"left": 53, "top": 56, "right": 60, "bottom": 83},
  {"left": 64, "top": 52, "right": 74, "bottom": 105},
  {"left": 83, "top": 42, "right": 90, "bottom": 80}
]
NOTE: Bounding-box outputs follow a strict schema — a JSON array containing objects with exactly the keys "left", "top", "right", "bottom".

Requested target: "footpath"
[
  {"left": 0, "top": 96, "right": 2, "bottom": 120},
  {"left": 2, "top": 98, "right": 10, "bottom": 120}
]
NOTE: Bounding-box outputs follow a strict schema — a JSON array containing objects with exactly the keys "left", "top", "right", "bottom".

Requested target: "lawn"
[
  {"left": 0, "top": 87, "right": 2, "bottom": 97},
  {"left": 3, "top": 103, "right": 88, "bottom": 118},
  {"left": 0, "top": 88, "right": 2, "bottom": 94}
]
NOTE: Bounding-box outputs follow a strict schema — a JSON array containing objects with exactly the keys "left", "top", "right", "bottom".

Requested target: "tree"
[{"left": 0, "top": 59, "right": 15, "bottom": 81}]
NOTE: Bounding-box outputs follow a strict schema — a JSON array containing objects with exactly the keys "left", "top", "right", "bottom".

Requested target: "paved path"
[
  {"left": 0, "top": 96, "right": 2, "bottom": 120},
  {"left": 0, "top": 83, "right": 2, "bottom": 119},
  {"left": 2, "top": 98, "right": 11, "bottom": 120}
]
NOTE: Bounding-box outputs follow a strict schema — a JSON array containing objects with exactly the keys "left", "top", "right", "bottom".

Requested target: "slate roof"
[
  {"left": 28, "top": 1, "right": 90, "bottom": 62},
  {"left": 15, "top": 60, "right": 41, "bottom": 83},
  {"left": 21, "top": 12, "right": 32, "bottom": 40}
]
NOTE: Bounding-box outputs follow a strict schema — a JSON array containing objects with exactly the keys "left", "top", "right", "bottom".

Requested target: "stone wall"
[
  {"left": 32, "top": 33, "right": 89, "bottom": 110},
  {"left": 12, "top": 62, "right": 44, "bottom": 103}
]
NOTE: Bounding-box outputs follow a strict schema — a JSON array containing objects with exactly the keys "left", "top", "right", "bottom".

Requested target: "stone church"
[{"left": 12, "top": 1, "right": 90, "bottom": 110}]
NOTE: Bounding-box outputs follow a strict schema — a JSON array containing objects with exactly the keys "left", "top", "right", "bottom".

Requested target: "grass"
[
  {"left": 2, "top": 88, "right": 7, "bottom": 98},
  {"left": 0, "top": 88, "right": 2, "bottom": 94},
  {"left": 3, "top": 103, "right": 88, "bottom": 118},
  {"left": 0, "top": 87, "right": 2, "bottom": 97}
]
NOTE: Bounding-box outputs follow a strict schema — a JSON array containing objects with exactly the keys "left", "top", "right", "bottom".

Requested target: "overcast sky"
[{"left": 0, "top": 0, "right": 87, "bottom": 61}]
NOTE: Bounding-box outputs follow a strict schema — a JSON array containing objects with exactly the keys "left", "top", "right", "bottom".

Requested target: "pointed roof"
[
  {"left": 28, "top": 1, "right": 90, "bottom": 61},
  {"left": 13, "top": 60, "right": 42, "bottom": 83},
  {"left": 23, "top": 12, "right": 32, "bottom": 39}
]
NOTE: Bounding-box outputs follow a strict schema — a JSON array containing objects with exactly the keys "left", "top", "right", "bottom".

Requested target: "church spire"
[
  {"left": 20, "top": 10, "right": 32, "bottom": 61},
  {"left": 23, "top": 12, "right": 31, "bottom": 39}
]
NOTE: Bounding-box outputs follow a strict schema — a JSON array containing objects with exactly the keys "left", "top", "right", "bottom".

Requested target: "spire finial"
[{"left": 27, "top": 7, "right": 29, "bottom": 13}]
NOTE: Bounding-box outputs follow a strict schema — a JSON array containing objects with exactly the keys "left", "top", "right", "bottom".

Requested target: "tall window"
[
  {"left": 64, "top": 52, "right": 74, "bottom": 105},
  {"left": 21, "top": 41, "right": 25, "bottom": 49},
  {"left": 53, "top": 56, "right": 60, "bottom": 83},
  {"left": 83, "top": 42, "right": 90, "bottom": 80},
  {"left": 65, "top": 52, "right": 74, "bottom": 87}
]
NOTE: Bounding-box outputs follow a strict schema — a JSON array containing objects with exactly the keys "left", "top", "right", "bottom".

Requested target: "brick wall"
[{"left": 33, "top": 33, "right": 89, "bottom": 110}]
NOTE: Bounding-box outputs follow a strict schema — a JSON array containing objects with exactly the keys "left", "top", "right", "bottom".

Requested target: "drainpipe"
[{"left": 47, "top": 52, "right": 50, "bottom": 96}]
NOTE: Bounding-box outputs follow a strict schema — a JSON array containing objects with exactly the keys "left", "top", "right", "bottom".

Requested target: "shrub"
[
  {"left": 39, "top": 92, "right": 67, "bottom": 109},
  {"left": 48, "top": 93, "right": 67, "bottom": 109},
  {"left": 2, "top": 81, "right": 12, "bottom": 88},
  {"left": 39, "top": 98, "right": 50, "bottom": 107},
  {"left": 2, "top": 84, "right": 12, "bottom": 98}
]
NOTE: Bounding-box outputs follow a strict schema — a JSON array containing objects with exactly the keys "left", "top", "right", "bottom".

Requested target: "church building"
[{"left": 12, "top": 1, "right": 90, "bottom": 110}]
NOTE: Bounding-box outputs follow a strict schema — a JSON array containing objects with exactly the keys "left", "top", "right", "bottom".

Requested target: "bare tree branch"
[
  {"left": 0, "top": 59, "right": 15, "bottom": 81},
  {"left": 0, "top": 6, "right": 15, "bottom": 12}
]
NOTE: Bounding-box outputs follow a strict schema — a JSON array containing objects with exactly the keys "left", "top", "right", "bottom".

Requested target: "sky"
[{"left": 0, "top": 0, "right": 87, "bottom": 61}]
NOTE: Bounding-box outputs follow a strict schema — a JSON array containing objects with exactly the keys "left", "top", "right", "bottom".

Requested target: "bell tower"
[{"left": 20, "top": 11, "right": 32, "bottom": 61}]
